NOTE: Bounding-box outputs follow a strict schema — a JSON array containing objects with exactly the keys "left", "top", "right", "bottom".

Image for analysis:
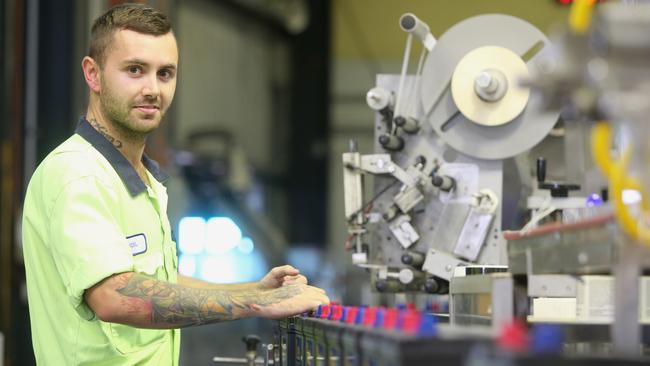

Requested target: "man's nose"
[{"left": 141, "top": 73, "right": 160, "bottom": 98}]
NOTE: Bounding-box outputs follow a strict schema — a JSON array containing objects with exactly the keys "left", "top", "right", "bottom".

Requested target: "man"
[{"left": 21, "top": 4, "right": 329, "bottom": 365}]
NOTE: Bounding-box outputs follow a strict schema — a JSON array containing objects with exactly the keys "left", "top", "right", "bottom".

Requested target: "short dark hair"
[{"left": 89, "top": 3, "right": 172, "bottom": 66}]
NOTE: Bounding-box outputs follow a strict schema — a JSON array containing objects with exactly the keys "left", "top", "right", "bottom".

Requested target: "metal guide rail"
[{"left": 272, "top": 311, "right": 650, "bottom": 366}]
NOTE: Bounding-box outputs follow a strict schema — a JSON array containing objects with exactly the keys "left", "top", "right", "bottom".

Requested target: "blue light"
[
  {"left": 586, "top": 193, "right": 603, "bottom": 207},
  {"left": 178, "top": 254, "right": 198, "bottom": 277},
  {"left": 177, "top": 216, "right": 265, "bottom": 283},
  {"left": 205, "top": 217, "right": 242, "bottom": 255},
  {"left": 198, "top": 250, "right": 267, "bottom": 284},
  {"left": 200, "top": 255, "right": 237, "bottom": 283},
  {"left": 178, "top": 217, "right": 206, "bottom": 255},
  {"left": 238, "top": 237, "right": 254, "bottom": 254}
]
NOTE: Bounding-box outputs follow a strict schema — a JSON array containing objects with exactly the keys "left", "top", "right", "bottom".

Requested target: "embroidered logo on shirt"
[{"left": 127, "top": 233, "right": 147, "bottom": 256}]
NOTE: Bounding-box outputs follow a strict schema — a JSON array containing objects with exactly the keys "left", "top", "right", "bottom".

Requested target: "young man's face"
[{"left": 98, "top": 29, "right": 178, "bottom": 137}]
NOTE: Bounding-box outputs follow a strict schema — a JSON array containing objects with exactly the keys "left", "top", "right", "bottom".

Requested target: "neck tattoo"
[{"left": 89, "top": 118, "right": 123, "bottom": 149}]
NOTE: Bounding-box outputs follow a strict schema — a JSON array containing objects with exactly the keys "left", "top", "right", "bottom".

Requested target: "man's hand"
[
  {"left": 259, "top": 265, "right": 308, "bottom": 289},
  {"left": 250, "top": 283, "right": 329, "bottom": 319}
]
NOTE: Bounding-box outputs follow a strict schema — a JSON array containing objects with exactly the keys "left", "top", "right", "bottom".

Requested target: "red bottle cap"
[
  {"left": 331, "top": 305, "right": 344, "bottom": 321},
  {"left": 401, "top": 310, "right": 421, "bottom": 335},
  {"left": 497, "top": 320, "right": 529, "bottom": 352},
  {"left": 320, "top": 304, "right": 331, "bottom": 319},
  {"left": 363, "top": 307, "right": 377, "bottom": 326},
  {"left": 344, "top": 306, "right": 359, "bottom": 324},
  {"left": 383, "top": 308, "right": 399, "bottom": 329}
]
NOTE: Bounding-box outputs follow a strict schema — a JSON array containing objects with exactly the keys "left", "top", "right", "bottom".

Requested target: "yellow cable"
[
  {"left": 569, "top": 0, "right": 596, "bottom": 34},
  {"left": 591, "top": 122, "right": 650, "bottom": 245},
  {"left": 590, "top": 122, "right": 613, "bottom": 176}
]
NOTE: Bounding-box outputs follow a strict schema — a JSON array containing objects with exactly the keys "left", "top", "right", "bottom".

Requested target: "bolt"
[{"left": 475, "top": 72, "right": 492, "bottom": 89}]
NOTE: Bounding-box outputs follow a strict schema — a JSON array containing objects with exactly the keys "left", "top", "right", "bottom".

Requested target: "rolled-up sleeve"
[{"left": 48, "top": 176, "right": 134, "bottom": 320}]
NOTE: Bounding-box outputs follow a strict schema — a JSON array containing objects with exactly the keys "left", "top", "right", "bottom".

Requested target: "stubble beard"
[{"left": 99, "top": 78, "right": 164, "bottom": 142}]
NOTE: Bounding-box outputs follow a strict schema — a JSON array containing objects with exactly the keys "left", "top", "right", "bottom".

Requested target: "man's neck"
[{"left": 85, "top": 105, "right": 146, "bottom": 170}]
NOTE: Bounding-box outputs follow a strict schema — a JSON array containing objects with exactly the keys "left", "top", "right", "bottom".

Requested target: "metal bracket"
[{"left": 422, "top": 249, "right": 470, "bottom": 281}]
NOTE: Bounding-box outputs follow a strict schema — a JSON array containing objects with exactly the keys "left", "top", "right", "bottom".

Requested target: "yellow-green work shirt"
[{"left": 22, "top": 118, "right": 180, "bottom": 365}]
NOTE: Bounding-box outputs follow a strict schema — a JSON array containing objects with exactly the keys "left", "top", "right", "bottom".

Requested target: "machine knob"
[
  {"left": 375, "top": 279, "right": 404, "bottom": 292},
  {"left": 378, "top": 134, "right": 404, "bottom": 151},
  {"left": 366, "top": 87, "right": 393, "bottom": 111},
  {"left": 394, "top": 116, "right": 420, "bottom": 134},
  {"left": 401, "top": 251, "right": 425, "bottom": 267},
  {"left": 423, "top": 278, "right": 439, "bottom": 293},
  {"left": 432, "top": 174, "right": 456, "bottom": 192},
  {"left": 242, "top": 334, "right": 261, "bottom": 352}
]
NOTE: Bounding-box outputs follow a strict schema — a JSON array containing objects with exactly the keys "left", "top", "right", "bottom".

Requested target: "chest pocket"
[
  {"left": 133, "top": 251, "right": 164, "bottom": 276},
  {"left": 126, "top": 231, "right": 165, "bottom": 278}
]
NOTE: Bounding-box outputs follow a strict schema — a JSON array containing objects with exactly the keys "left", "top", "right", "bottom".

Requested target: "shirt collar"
[{"left": 75, "top": 116, "right": 170, "bottom": 196}]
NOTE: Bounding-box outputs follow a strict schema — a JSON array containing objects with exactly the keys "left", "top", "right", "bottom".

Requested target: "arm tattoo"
[
  {"left": 116, "top": 273, "right": 302, "bottom": 327},
  {"left": 89, "top": 118, "right": 123, "bottom": 149}
]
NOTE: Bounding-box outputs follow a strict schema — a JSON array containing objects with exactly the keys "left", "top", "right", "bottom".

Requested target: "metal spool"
[{"left": 420, "top": 14, "right": 560, "bottom": 160}]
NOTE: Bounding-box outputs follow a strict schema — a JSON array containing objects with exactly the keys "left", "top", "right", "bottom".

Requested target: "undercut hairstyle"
[{"left": 89, "top": 3, "right": 172, "bottom": 66}]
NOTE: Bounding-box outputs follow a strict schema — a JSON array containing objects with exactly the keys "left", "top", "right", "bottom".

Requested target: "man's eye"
[
  {"left": 158, "top": 69, "right": 173, "bottom": 80},
  {"left": 128, "top": 66, "right": 142, "bottom": 74}
]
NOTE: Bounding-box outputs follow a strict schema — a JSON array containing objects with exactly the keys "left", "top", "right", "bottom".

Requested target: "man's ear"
[{"left": 82, "top": 56, "right": 101, "bottom": 93}]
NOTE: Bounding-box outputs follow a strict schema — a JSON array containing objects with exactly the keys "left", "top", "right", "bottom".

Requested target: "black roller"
[
  {"left": 432, "top": 174, "right": 456, "bottom": 192},
  {"left": 378, "top": 134, "right": 404, "bottom": 151},
  {"left": 375, "top": 279, "right": 403, "bottom": 292},
  {"left": 401, "top": 251, "right": 425, "bottom": 267},
  {"left": 423, "top": 278, "right": 439, "bottom": 293},
  {"left": 393, "top": 115, "right": 420, "bottom": 134}
]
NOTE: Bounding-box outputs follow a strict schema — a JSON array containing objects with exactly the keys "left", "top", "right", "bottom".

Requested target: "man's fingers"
[
  {"left": 282, "top": 274, "right": 308, "bottom": 286},
  {"left": 255, "top": 284, "right": 330, "bottom": 318},
  {"left": 306, "top": 285, "right": 326, "bottom": 294},
  {"left": 296, "top": 287, "right": 329, "bottom": 311},
  {"left": 310, "top": 292, "right": 329, "bottom": 306},
  {"left": 272, "top": 265, "right": 299, "bottom": 277}
]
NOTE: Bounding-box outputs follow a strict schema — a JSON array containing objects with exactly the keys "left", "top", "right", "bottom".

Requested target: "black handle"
[
  {"left": 536, "top": 157, "right": 546, "bottom": 183},
  {"left": 242, "top": 334, "right": 261, "bottom": 352}
]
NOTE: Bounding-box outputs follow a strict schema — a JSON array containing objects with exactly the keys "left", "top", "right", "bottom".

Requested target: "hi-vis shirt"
[{"left": 22, "top": 117, "right": 180, "bottom": 365}]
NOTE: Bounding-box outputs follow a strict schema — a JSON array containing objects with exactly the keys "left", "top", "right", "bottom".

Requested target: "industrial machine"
[
  {"left": 507, "top": 0, "right": 650, "bottom": 357},
  {"left": 220, "top": 1, "right": 650, "bottom": 365},
  {"left": 333, "top": 0, "right": 650, "bottom": 364},
  {"left": 341, "top": 12, "right": 562, "bottom": 299}
]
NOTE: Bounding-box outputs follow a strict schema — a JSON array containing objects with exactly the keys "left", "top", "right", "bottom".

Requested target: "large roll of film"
[{"left": 420, "top": 14, "right": 560, "bottom": 160}]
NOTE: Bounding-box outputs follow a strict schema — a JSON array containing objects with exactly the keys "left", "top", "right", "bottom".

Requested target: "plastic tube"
[{"left": 590, "top": 121, "right": 650, "bottom": 245}]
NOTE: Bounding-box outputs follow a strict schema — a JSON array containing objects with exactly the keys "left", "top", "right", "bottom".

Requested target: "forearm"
[
  {"left": 89, "top": 272, "right": 300, "bottom": 329},
  {"left": 177, "top": 275, "right": 260, "bottom": 291}
]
